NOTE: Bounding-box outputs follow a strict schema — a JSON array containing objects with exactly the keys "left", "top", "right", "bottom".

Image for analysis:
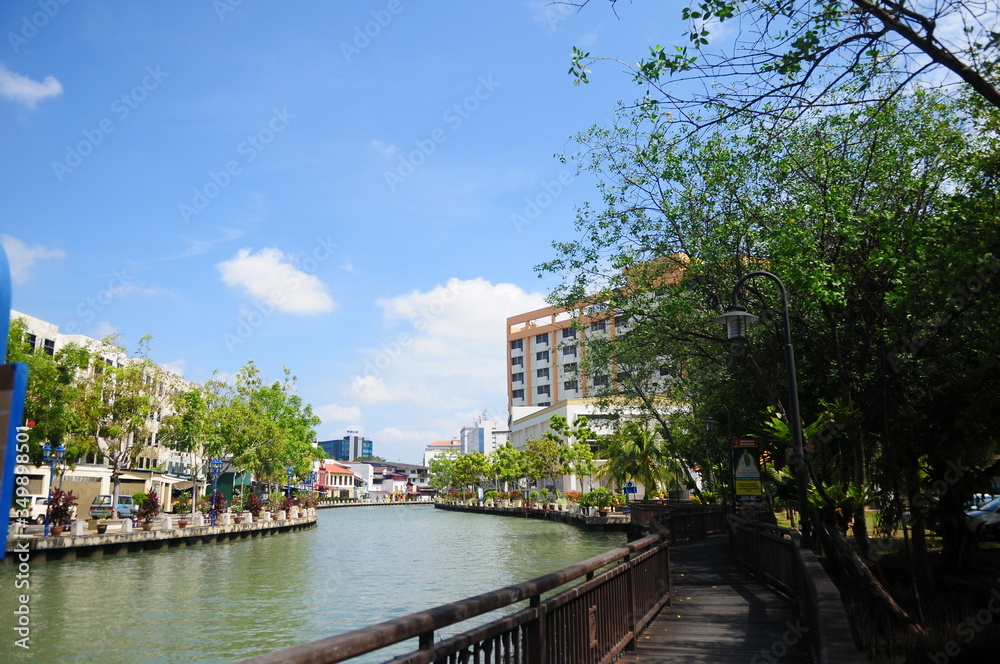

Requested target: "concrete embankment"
[
  {"left": 434, "top": 501, "right": 633, "bottom": 532},
  {"left": 5, "top": 513, "right": 317, "bottom": 564}
]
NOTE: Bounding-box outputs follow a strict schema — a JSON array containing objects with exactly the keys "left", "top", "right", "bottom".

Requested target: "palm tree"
[{"left": 597, "top": 421, "right": 680, "bottom": 498}]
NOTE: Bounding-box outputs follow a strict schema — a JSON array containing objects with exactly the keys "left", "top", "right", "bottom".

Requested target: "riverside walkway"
[{"left": 619, "top": 535, "right": 811, "bottom": 663}]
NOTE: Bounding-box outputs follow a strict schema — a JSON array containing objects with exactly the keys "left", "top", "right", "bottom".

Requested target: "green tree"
[
  {"left": 429, "top": 453, "right": 457, "bottom": 493},
  {"left": 5, "top": 318, "right": 93, "bottom": 463},
  {"left": 571, "top": 1, "right": 1000, "bottom": 130},
  {"left": 487, "top": 442, "right": 526, "bottom": 493},
  {"left": 597, "top": 421, "right": 680, "bottom": 497},
  {"left": 452, "top": 452, "right": 490, "bottom": 493}
]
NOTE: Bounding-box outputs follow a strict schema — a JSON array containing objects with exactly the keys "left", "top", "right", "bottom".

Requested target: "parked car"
[
  {"left": 89, "top": 494, "right": 140, "bottom": 519},
  {"left": 9, "top": 494, "right": 48, "bottom": 524},
  {"left": 965, "top": 497, "right": 1000, "bottom": 540}
]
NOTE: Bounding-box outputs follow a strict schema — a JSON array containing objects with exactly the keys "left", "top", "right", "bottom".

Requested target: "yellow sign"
[{"left": 735, "top": 479, "right": 762, "bottom": 496}]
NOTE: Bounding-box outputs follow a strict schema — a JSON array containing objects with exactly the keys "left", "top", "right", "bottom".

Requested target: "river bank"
[{"left": 433, "top": 500, "right": 633, "bottom": 532}]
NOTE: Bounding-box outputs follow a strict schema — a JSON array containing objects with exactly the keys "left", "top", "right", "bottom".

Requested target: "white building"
[
  {"left": 423, "top": 439, "right": 461, "bottom": 467},
  {"left": 11, "top": 310, "right": 192, "bottom": 511}
]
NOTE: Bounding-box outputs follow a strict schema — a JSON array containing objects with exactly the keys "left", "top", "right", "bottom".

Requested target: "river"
[{"left": 1, "top": 505, "right": 626, "bottom": 663}]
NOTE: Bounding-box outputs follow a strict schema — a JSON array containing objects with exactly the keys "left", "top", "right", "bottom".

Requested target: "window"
[
  {"left": 535, "top": 333, "right": 549, "bottom": 345},
  {"left": 658, "top": 366, "right": 671, "bottom": 377},
  {"left": 536, "top": 368, "right": 549, "bottom": 379},
  {"left": 537, "top": 402, "right": 551, "bottom": 407},
  {"left": 42, "top": 338, "right": 55, "bottom": 356},
  {"left": 562, "top": 345, "right": 577, "bottom": 357},
  {"left": 512, "top": 372, "right": 524, "bottom": 383},
  {"left": 593, "top": 375, "right": 609, "bottom": 387},
  {"left": 537, "top": 385, "right": 550, "bottom": 396},
  {"left": 590, "top": 320, "right": 606, "bottom": 332},
  {"left": 564, "top": 379, "right": 578, "bottom": 391},
  {"left": 564, "top": 362, "right": 577, "bottom": 373},
  {"left": 512, "top": 389, "right": 524, "bottom": 399},
  {"left": 512, "top": 356, "right": 523, "bottom": 367},
  {"left": 614, "top": 314, "right": 627, "bottom": 328},
  {"left": 562, "top": 328, "right": 577, "bottom": 339},
  {"left": 617, "top": 371, "right": 631, "bottom": 383},
  {"left": 536, "top": 350, "right": 549, "bottom": 362},
  {"left": 510, "top": 339, "right": 523, "bottom": 351}
]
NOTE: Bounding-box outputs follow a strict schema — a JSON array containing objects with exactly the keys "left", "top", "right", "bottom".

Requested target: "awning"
[
  {"left": 172, "top": 481, "right": 194, "bottom": 491},
  {"left": 153, "top": 475, "right": 186, "bottom": 485},
  {"left": 117, "top": 473, "right": 147, "bottom": 482}
]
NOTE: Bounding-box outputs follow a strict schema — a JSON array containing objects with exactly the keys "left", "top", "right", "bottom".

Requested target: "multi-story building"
[
  {"left": 459, "top": 417, "right": 509, "bottom": 456},
  {"left": 318, "top": 432, "right": 374, "bottom": 461},
  {"left": 423, "top": 439, "right": 461, "bottom": 467},
  {"left": 10, "top": 310, "right": 192, "bottom": 510}
]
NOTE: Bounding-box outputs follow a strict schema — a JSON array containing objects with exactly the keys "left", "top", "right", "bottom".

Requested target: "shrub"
[
  {"left": 137, "top": 491, "right": 160, "bottom": 523},
  {"left": 243, "top": 493, "right": 263, "bottom": 516},
  {"left": 48, "top": 488, "right": 77, "bottom": 525},
  {"left": 484, "top": 490, "right": 499, "bottom": 501},
  {"left": 582, "top": 487, "right": 615, "bottom": 509},
  {"left": 565, "top": 491, "right": 582, "bottom": 504}
]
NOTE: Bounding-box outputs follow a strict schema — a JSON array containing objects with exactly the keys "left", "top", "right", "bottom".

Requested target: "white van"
[{"left": 10, "top": 494, "right": 48, "bottom": 524}]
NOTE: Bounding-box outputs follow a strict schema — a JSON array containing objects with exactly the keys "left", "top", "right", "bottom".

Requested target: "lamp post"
[
  {"left": 209, "top": 458, "right": 223, "bottom": 526},
  {"left": 42, "top": 442, "right": 65, "bottom": 537},
  {"left": 285, "top": 467, "right": 295, "bottom": 498},
  {"left": 715, "top": 271, "right": 812, "bottom": 548}
]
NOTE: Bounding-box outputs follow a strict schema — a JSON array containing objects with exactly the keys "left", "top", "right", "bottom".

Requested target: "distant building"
[
  {"left": 317, "top": 432, "right": 374, "bottom": 461},
  {"left": 459, "top": 417, "right": 509, "bottom": 456},
  {"left": 423, "top": 439, "right": 461, "bottom": 467}
]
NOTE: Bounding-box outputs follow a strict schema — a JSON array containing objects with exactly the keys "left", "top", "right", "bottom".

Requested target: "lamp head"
[
  {"left": 714, "top": 303, "right": 758, "bottom": 341},
  {"left": 705, "top": 416, "right": 717, "bottom": 432}
]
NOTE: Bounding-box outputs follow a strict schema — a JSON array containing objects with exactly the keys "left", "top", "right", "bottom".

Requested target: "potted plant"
[
  {"left": 244, "top": 493, "right": 263, "bottom": 521},
  {"left": 583, "top": 487, "right": 616, "bottom": 517},
  {"left": 95, "top": 515, "right": 109, "bottom": 534},
  {"left": 529, "top": 490, "right": 540, "bottom": 508},
  {"left": 48, "top": 488, "right": 77, "bottom": 535},
  {"left": 484, "top": 490, "right": 499, "bottom": 507},
  {"left": 137, "top": 490, "right": 160, "bottom": 531},
  {"left": 176, "top": 493, "right": 191, "bottom": 528}
]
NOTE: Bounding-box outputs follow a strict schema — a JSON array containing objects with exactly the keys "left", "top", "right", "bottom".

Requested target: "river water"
[{"left": 1, "top": 505, "right": 626, "bottom": 663}]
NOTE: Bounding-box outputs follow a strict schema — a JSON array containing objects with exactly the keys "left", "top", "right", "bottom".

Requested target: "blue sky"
[{"left": 1, "top": 1, "right": 682, "bottom": 464}]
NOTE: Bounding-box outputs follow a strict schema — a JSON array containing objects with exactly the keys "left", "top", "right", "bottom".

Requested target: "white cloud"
[
  {"left": 0, "top": 234, "right": 66, "bottom": 283},
  {"left": 317, "top": 402, "right": 362, "bottom": 423},
  {"left": 161, "top": 359, "right": 187, "bottom": 378},
  {"left": 370, "top": 139, "right": 397, "bottom": 155},
  {"left": 217, "top": 247, "right": 337, "bottom": 314},
  {"left": 0, "top": 63, "right": 63, "bottom": 108},
  {"left": 92, "top": 321, "right": 119, "bottom": 339}
]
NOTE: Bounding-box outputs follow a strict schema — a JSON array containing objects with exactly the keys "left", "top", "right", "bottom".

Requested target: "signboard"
[{"left": 732, "top": 438, "right": 762, "bottom": 501}]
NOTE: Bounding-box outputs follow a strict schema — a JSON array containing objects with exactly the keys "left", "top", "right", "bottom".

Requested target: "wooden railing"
[
  {"left": 629, "top": 500, "right": 727, "bottom": 539},
  {"left": 235, "top": 531, "right": 671, "bottom": 664},
  {"left": 728, "top": 513, "right": 861, "bottom": 664}
]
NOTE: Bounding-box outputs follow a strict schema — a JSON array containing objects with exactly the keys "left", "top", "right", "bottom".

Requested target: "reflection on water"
[{"left": 1, "top": 506, "right": 625, "bottom": 663}]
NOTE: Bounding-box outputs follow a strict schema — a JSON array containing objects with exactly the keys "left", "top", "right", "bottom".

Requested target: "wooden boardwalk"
[{"left": 618, "top": 535, "right": 812, "bottom": 663}]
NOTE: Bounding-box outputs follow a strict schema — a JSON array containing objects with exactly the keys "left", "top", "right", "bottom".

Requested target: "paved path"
[{"left": 618, "top": 535, "right": 812, "bottom": 663}]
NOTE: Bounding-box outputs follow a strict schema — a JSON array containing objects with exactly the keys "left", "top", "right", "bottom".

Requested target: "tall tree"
[{"left": 571, "top": 1, "right": 1000, "bottom": 132}]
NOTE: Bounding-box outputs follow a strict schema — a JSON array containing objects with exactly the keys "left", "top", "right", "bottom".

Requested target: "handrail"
[
  {"left": 728, "top": 513, "right": 860, "bottom": 664},
  {"left": 235, "top": 531, "right": 671, "bottom": 664}
]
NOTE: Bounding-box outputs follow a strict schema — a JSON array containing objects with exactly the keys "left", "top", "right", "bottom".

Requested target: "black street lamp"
[
  {"left": 42, "top": 442, "right": 65, "bottom": 537},
  {"left": 715, "top": 271, "right": 812, "bottom": 548},
  {"left": 209, "top": 458, "right": 223, "bottom": 526},
  {"left": 285, "top": 467, "right": 295, "bottom": 497}
]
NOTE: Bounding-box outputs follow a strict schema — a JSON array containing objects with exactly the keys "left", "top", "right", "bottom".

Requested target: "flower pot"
[
  {"left": 96, "top": 523, "right": 108, "bottom": 534},
  {"left": 598, "top": 509, "right": 609, "bottom": 517},
  {"left": 51, "top": 526, "right": 64, "bottom": 536},
  {"left": 142, "top": 522, "right": 152, "bottom": 531},
  {"left": 178, "top": 519, "right": 188, "bottom": 529},
  {"left": 233, "top": 516, "right": 243, "bottom": 524}
]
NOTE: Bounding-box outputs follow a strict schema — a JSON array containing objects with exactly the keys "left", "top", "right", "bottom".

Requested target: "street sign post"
[{"left": 732, "top": 437, "right": 762, "bottom": 502}]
